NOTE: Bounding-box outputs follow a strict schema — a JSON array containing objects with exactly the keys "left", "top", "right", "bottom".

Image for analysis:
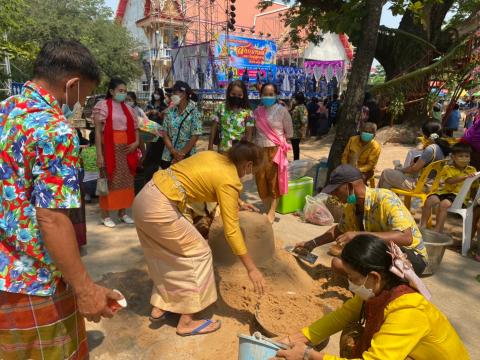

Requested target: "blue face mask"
[
  {"left": 62, "top": 104, "right": 74, "bottom": 119},
  {"left": 261, "top": 96, "right": 276, "bottom": 107},
  {"left": 361, "top": 132, "right": 374, "bottom": 142},
  {"left": 114, "top": 93, "right": 127, "bottom": 103},
  {"left": 346, "top": 186, "right": 357, "bottom": 204}
]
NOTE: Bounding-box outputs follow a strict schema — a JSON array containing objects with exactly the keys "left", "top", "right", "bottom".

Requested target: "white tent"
[{"left": 303, "top": 32, "right": 349, "bottom": 62}]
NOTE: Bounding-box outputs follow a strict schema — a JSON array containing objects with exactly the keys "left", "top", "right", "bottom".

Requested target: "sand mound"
[{"left": 375, "top": 124, "right": 420, "bottom": 145}]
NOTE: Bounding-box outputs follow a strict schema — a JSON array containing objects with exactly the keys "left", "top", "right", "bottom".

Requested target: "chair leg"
[
  {"left": 462, "top": 214, "right": 473, "bottom": 257},
  {"left": 404, "top": 196, "right": 411, "bottom": 210}
]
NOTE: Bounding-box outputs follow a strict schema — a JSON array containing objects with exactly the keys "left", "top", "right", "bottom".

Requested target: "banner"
[{"left": 212, "top": 34, "right": 277, "bottom": 83}]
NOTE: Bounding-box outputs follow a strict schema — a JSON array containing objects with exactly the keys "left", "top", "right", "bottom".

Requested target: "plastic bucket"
[
  {"left": 238, "top": 334, "right": 280, "bottom": 360},
  {"left": 420, "top": 228, "right": 453, "bottom": 275}
]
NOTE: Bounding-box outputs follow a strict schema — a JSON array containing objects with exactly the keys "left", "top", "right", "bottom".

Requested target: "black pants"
[{"left": 291, "top": 138, "right": 301, "bottom": 160}]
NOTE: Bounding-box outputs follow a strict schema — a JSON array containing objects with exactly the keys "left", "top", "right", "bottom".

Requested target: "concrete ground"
[{"left": 83, "top": 138, "right": 480, "bottom": 359}]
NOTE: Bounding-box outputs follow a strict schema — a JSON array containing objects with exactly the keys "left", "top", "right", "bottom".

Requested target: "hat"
[
  {"left": 322, "top": 164, "right": 363, "bottom": 194},
  {"left": 171, "top": 81, "right": 192, "bottom": 94}
]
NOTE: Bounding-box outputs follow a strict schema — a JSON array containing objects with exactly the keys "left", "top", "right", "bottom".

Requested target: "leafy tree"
[{"left": 7, "top": 0, "right": 142, "bottom": 90}]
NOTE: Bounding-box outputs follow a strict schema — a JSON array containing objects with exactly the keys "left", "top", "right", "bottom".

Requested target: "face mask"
[
  {"left": 114, "top": 93, "right": 127, "bottom": 103},
  {"left": 125, "top": 100, "right": 135, "bottom": 108},
  {"left": 171, "top": 95, "right": 181, "bottom": 106},
  {"left": 348, "top": 276, "right": 375, "bottom": 301},
  {"left": 346, "top": 185, "right": 357, "bottom": 204},
  {"left": 360, "top": 132, "right": 374, "bottom": 142},
  {"left": 154, "top": 94, "right": 161, "bottom": 100},
  {"left": 230, "top": 97, "right": 243, "bottom": 107},
  {"left": 240, "top": 173, "right": 254, "bottom": 183},
  {"left": 62, "top": 81, "right": 82, "bottom": 120},
  {"left": 261, "top": 96, "right": 276, "bottom": 107}
]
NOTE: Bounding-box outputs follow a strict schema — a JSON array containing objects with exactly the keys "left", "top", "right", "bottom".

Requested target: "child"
[
  {"left": 420, "top": 143, "right": 477, "bottom": 232},
  {"left": 80, "top": 131, "right": 99, "bottom": 202}
]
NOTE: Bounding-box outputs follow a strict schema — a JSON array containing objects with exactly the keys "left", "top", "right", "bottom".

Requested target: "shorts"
[{"left": 429, "top": 193, "right": 456, "bottom": 203}]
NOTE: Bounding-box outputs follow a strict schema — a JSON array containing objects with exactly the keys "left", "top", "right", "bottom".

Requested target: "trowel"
[{"left": 284, "top": 245, "right": 318, "bottom": 265}]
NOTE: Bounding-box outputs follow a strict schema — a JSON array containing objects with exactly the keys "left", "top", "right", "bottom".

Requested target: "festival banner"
[{"left": 213, "top": 34, "right": 277, "bottom": 83}]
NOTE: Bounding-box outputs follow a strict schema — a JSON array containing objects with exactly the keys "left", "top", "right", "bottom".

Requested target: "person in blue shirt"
[{"left": 445, "top": 103, "right": 461, "bottom": 137}]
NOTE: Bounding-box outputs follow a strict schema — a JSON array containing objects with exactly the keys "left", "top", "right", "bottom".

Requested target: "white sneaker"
[
  {"left": 121, "top": 214, "right": 134, "bottom": 224},
  {"left": 102, "top": 217, "right": 116, "bottom": 228}
]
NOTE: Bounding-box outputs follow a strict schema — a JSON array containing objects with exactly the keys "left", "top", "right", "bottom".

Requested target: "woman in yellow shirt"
[
  {"left": 274, "top": 234, "right": 469, "bottom": 360},
  {"left": 133, "top": 141, "right": 266, "bottom": 336}
]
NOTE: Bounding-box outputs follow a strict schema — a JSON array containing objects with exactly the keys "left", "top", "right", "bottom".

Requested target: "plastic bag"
[{"left": 303, "top": 194, "right": 334, "bottom": 226}]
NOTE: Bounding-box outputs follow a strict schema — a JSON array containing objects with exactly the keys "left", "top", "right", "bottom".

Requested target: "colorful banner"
[{"left": 213, "top": 34, "right": 277, "bottom": 83}]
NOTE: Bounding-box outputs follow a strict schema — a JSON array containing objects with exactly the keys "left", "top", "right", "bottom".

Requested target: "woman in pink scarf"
[{"left": 254, "top": 83, "right": 293, "bottom": 223}]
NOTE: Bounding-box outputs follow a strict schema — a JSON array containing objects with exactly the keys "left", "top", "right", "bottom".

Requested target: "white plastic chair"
[{"left": 447, "top": 171, "right": 480, "bottom": 256}]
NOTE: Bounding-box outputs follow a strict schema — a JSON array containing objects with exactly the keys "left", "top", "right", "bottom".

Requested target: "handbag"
[{"left": 95, "top": 167, "right": 109, "bottom": 196}]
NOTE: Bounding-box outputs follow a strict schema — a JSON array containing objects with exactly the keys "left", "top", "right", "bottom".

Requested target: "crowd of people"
[{"left": 0, "top": 38, "right": 477, "bottom": 359}]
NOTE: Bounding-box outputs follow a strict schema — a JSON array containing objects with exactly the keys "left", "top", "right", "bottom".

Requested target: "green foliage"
[
  {"left": 386, "top": 93, "right": 405, "bottom": 121},
  {"left": 5, "top": 0, "right": 142, "bottom": 89}
]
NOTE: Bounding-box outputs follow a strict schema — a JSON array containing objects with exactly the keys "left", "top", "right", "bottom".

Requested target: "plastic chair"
[
  {"left": 447, "top": 171, "right": 480, "bottom": 256},
  {"left": 391, "top": 160, "right": 447, "bottom": 210}
]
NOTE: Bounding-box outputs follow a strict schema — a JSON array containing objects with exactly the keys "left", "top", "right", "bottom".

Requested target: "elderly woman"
[
  {"left": 133, "top": 141, "right": 265, "bottom": 336},
  {"left": 378, "top": 121, "right": 450, "bottom": 190},
  {"left": 160, "top": 81, "right": 203, "bottom": 169},
  {"left": 341, "top": 122, "right": 381, "bottom": 184},
  {"left": 94, "top": 78, "right": 139, "bottom": 228},
  {"left": 275, "top": 235, "right": 468, "bottom": 360}
]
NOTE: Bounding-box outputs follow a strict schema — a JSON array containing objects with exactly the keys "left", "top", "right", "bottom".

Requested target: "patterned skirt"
[
  {"left": 100, "top": 130, "right": 135, "bottom": 211},
  {"left": 0, "top": 282, "right": 88, "bottom": 360}
]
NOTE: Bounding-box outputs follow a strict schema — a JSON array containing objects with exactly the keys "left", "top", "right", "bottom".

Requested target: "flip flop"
[
  {"left": 176, "top": 319, "right": 221, "bottom": 337},
  {"left": 149, "top": 311, "right": 170, "bottom": 323}
]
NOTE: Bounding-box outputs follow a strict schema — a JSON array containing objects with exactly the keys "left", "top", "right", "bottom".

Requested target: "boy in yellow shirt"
[{"left": 420, "top": 143, "right": 477, "bottom": 232}]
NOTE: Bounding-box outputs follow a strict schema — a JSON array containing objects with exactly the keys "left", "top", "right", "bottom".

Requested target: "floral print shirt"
[
  {"left": 161, "top": 100, "right": 203, "bottom": 161},
  {"left": 0, "top": 81, "right": 80, "bottom": 296},
  {"left": 291, "top": 104, "right": 308, "bottom": 139},
  {"left": 212, "top": 102, "right": 254, "bottom": 152}
]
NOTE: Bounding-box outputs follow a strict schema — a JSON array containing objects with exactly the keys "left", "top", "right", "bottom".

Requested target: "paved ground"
[{"left": 82, "top": 138, "right": 480, "bottom": 359}]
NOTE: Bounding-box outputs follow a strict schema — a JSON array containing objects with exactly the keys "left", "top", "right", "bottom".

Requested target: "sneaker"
[
  {"left": 102, "top": 217, "right": 116, "bottom": 228},
  {"left": 121, "top": 214, "right": 134, "bottom": 224}
]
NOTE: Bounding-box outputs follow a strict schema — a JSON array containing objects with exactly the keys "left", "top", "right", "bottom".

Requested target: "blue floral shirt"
[{"left": 0, "top": 81, "right": 80, "bottom": 296}]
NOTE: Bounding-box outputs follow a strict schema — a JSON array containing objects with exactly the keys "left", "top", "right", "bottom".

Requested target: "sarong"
[
  {"left": 255, "top": 146, "right": 280, "bottom": 199},
  {"left": 0, "top": 282, "right": 88, "bottom": 360},
  {"left": 100, "top": 131, "right": 135, "bottom": 210},
  {"left": 133, "top": 180, "right": 217, "bottom": 314}
]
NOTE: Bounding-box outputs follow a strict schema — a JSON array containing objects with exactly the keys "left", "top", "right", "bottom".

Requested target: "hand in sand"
[
  {"left": 240, "top": 202, "right": 260, "bottom": 212},
  {"left": 248, "top": 268, "right": 265, "bottom": 295},
  {"left": 75, "top": 282, "right": 124, "bottom": 323}
]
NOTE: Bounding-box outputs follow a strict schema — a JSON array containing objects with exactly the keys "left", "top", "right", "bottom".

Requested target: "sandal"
[
  {"left": 149, "top": 311, "right": 170, "bottom": 323},
  {"left": 176, "top": 319, "right": 221, "bottom": 337}
]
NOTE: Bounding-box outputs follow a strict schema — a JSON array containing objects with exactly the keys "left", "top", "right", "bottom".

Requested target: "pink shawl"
[{"left": 255, "top": 106, "right": 292, "bottom": 195}]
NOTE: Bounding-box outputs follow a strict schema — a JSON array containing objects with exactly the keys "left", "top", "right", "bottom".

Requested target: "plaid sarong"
[{"left": 0, "top": 282, "right": 88, "bottom": 360}]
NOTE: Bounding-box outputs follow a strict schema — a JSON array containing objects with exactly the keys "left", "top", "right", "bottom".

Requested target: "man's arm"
[
  {"left": 37, "top": 208, "right": 121, "bottom": 322},
  {"left": 297, "top": 225, "right": 341, "bottom": 251},
  {"left": 336, "top": 229, "right": 413, "bottom": 248}
]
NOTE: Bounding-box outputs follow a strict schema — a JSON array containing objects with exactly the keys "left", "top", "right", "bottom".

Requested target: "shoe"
[
  {"left": 102, "top": 217, "right": 116, "bottom": 228},
  {"left": 121, "top": 214, "right": 134, "bottom": 224}
]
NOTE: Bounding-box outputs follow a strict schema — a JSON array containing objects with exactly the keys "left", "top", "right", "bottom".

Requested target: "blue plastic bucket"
[{"left": 238, "top": 334, "right": 280, "bottom": 360}]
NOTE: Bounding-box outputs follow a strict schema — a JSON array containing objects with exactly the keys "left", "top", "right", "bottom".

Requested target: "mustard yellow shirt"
[
  {"left": 339, "top": 187, "right": 427, "bottom": 258},
  {"left": 303, "top": 293, "right": 470, "bottom": 360},
  {"left": 437, "top": 164, "right": 477, "bottom": 195},
  {"left": 341, "top": 136, "right": 381, "bottom": 174},
  {"left": 153, "top": 151, "right": 247, "bottom": 255}
]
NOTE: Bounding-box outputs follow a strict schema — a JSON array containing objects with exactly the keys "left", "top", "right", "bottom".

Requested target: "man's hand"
[
  {"left": 294, "top": 240, "right": 316, "bottom": 252},
  {"left": 75, "top": 282, "right": 124, "bottom": 323},
  {"left": 126, "top": 142, "right": 139, "bottom": 154},
  {"left": 336, "top": 231, "right": 358, "bottom": 247}
]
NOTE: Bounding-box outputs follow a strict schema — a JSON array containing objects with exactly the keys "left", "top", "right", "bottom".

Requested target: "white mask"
[
  {"left": 153, "top": 94, "right": 161, "bottom": 100},
  {"left": 240, "top": 173, "right": 254, "bottom": 183},
  {"left": 62, "top": 81, "right": 83, "bottom": 121},
  {"left": 348, "top": 276, "right": 375, "bottom": 301},
  {"left": 125, "top": 100, "right": 135, "bottom": 108},
  {"left": 171, "top": 95, "right": 181, "bottom": 106}
]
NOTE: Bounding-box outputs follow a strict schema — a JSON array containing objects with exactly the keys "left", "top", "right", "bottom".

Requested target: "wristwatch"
[{"left": 303, "top": 345, "right": 313, "bottom": 360}]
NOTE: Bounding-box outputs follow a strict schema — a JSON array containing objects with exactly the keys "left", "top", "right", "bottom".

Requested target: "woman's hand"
[
  {"left": 248, "top": 268, "right": 265, "bottom": 295},
  {"left": 273, "top": 343, "right": 312, "bottom": 360},
  {"left": 126, "top": 142, "right": 139, "bottom": 154},
  {"left": 239, "top": 201, "right": 260, "bottom": 212},
  {"left": 96, "top": 154, "right": 105, "bottom": 168}
]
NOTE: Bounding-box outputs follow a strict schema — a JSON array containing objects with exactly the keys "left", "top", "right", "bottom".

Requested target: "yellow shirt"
[
  {"left": 153, "top": 151, "right": 247, "bottom": 255},
  {"left": 341, "top": 136, "right": 381, "bottom": 174},
  {"left": 339, "top": 187, "right": 427, "bottom": 258},
  {"left": 303, "top": 293, "right": 469, "bottom": 360},
  {"left": 437, "top": 164, "right": 477, "bottom": 195}
]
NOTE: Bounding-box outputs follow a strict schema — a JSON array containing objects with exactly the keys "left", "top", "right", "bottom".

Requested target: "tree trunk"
[{"left": 327, "top": 0, "right": 384, "bottom": 174}]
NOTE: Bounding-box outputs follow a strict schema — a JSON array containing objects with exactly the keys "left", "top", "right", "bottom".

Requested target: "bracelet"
[
  {"left": 312, "top": 238, "right": 318, "bottom": 248},
  {"left": 303, "top": 345, "right": 313, "bottom": 360}
]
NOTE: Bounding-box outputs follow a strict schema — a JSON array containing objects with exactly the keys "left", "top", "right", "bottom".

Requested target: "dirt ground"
[{"left": 82, "top": 132, "right": 480, "bottom": 359}]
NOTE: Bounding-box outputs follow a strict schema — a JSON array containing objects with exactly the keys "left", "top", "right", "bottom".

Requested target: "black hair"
[
  {"left": 451, "top": 142, "right": 472, "bottom": 155},
  {"left": 323, "top": 98, "right": 328, "bottom": 106},
  {"left": 33, "top": 38, "right": 101, "bottom": 84},
  {"left": 453, "top": 103, "right": 460, "bottom": 110},
  {"left": 341, "top": 234, "right": 405, "bottom": 289},
  {"left": 127, "top": 91, "right": 138, "bottom": 106},
  {"left": 260, "top": 82, "right": 278, "bottom": 96},
  {"left": 105, "top": 78, "right": 126, "bottom": 99},
  {"left": 421, "top": 121, "right": 451, "bottom": 156},
  {"left": 225, "top": 80, "right": 249, "bottom": 110},
  {"left": 294, "top": 92, "right": 305, "bottom": 105},
  {"left": 151, "top": 87, "right": 165, "bottom": 104},
  {"left": 333, "top": 93, "right": 339, "bottom": 100},
  {"left": 227, "top": 140, "right": 265, "bottom": 169},
  {"left": 88, "top": 130, "right": 95, "bottom": 146},
  {"left": 311, "top": 97, "right": 318, "bottom": 103}
]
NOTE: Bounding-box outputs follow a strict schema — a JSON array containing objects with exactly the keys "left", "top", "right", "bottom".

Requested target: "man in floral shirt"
[{"left": 0, "top": 39, "right": 121, "bottom": 359}]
